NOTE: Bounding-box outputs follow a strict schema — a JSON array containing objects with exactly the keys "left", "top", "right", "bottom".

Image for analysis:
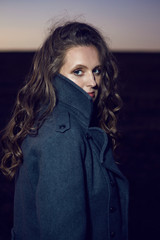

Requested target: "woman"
[{"left": 1, "top": 21, "right": 129, "bottom": 239}]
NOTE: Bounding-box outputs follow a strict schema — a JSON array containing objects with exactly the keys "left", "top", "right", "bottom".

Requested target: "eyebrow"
[{"left": 71, "top": 64, "right": 102, "bottom": 70}]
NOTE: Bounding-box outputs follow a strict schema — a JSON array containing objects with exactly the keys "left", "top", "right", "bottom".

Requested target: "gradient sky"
[{"left": 1, "top": 0, "right": 160, "bottom": 51}]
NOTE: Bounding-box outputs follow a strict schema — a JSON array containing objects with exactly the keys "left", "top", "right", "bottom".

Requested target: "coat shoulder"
[{"left": 22, "top": 105, "right": 86, "bottom": 161}]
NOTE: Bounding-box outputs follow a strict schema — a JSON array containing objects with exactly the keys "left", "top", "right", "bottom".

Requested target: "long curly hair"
[{"left": 0, "top": 21, "right": 122, "bottom": 179}]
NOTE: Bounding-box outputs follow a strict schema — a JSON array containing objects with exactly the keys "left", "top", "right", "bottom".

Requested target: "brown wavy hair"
[{"left": 0, "top": 21, "right": 122, "bottom": 179}]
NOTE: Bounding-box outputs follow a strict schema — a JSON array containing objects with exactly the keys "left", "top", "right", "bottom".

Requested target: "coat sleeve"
[{"left": 34, "top": 130, "right": 88, "bottom": 240}]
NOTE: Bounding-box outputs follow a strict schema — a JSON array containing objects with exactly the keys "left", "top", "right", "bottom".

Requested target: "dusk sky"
[{"left": 1, "top": 0, "right": 160, "bottom": 51}]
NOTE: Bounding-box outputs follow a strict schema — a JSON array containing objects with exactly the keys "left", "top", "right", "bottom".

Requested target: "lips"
[{"left": 87, "top": 92, "right": 95, "bottom": 98}]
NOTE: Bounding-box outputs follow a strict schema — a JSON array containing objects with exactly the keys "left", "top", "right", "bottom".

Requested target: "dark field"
[{"left": 0, "top": 51, "right": 160, "bottom": 240}]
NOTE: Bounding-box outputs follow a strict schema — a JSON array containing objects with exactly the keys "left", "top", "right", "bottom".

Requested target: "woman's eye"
[
  {"left": 73, "top": 69, "right": 83, "bottom": 76},
  {"left": 93, "top": 68, "right": 101, "bottom": 75}
]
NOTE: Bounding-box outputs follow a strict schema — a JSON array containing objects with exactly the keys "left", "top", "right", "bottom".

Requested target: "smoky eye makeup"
[
  {"left": 73, "top": 69, "right": 83, "bottom": 76},
  {"left": 71, "top": 65, "right": 102, "bottom": 77},
  {"left": 93, "top": 66, "right": 102, "bottom": 75}
]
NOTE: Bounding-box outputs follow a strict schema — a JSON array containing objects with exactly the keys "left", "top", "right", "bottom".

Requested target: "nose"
[{"left": 87, "top": 72, "right": 97, "bottom": 87}]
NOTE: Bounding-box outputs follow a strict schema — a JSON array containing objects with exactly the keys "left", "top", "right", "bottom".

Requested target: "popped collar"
[{"left": 53, "top": 73, "right": 93, "bottom": 128}]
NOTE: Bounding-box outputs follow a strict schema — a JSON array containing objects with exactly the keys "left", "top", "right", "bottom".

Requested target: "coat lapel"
[{"left": 89, "top": 127, "right": 125, "bottom": 179}]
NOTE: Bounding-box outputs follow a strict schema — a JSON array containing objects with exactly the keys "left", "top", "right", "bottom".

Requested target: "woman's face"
[{"left": 59, "top": 45, "right": 102, "bottom": 101}]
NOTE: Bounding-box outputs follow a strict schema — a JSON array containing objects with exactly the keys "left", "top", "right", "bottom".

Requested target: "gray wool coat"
[{"left": 11, "top": 74, "right": 129, "bottom": 240}]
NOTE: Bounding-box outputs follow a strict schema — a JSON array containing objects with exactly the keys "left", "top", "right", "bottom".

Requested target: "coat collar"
[{"left": 52, "top": 74, "right": 94, "bottom": 127}]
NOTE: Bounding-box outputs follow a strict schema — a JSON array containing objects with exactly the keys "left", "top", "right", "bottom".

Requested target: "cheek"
[{"left": 96, "top": 76, "right": 101, "bottom": 87}]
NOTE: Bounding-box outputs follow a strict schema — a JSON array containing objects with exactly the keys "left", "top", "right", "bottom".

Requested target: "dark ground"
[{"left": 0, "top": 51, "right": 160, "bottom": 240}]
